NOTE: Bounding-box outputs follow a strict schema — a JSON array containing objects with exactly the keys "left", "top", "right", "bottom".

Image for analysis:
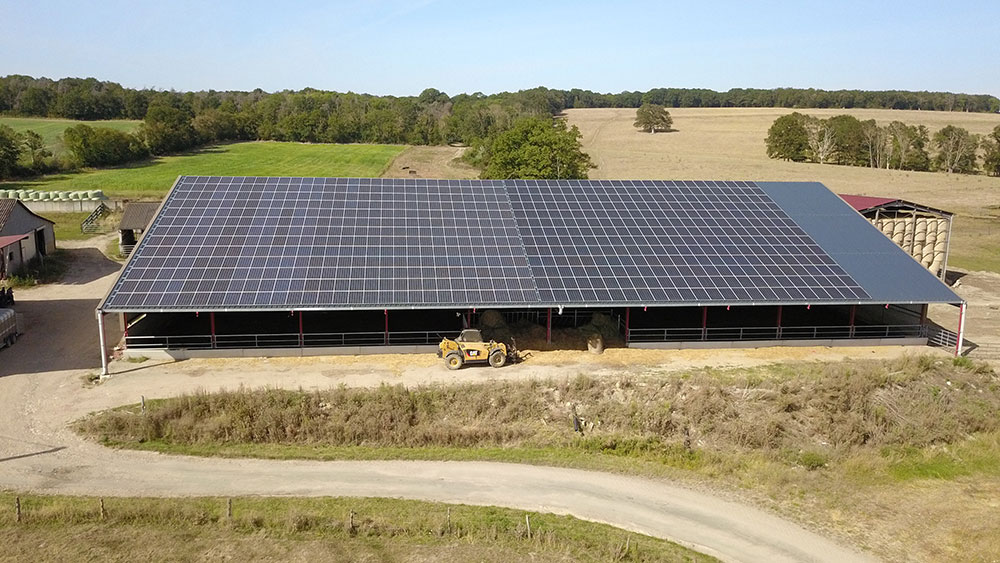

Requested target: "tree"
[
  {"left": 0, "top": 125, "right": 22, "bottom": 179},
  {"left": 977, "top": 125, "right": 1000, "bottom": 177},
  {"left": 633, "top": 103, "right": 673, "bottom": 133},
  {"left": 933, "top": 125, "right": 979, "bottom": 174},
  {"left": 21, "top": 130, "right": 50, "bottom": 170},
  {"left": 480, "top": 117, "right": 594, "bottom": 179},
  {"left": 827, "top": 115, "right": 866, "bottom": 166},
  {"left": 802, "top": 116, "right": 835, "bottom": 164},
  {"left": 860, "top": 120, "right": 892, "bottom": 169},
  {"left": 64, "top": 124, "right": 147, "bottom": 167},
  {"left": 140, "top": 104, "right": 198, "bottom": 155},
  {"left": 765, "top": 112, "right": 808, "bottom": 161}
]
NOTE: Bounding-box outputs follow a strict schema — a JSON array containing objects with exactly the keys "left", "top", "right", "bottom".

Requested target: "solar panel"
[
  {"left": 101, "top": 177, "right": 892, "bottom": 313},
  {"left": 103, "top": 177, "right": 539, "bottom": 310},
  {"left": 506, "top": 180, "right": 870, "bottom": 304}
]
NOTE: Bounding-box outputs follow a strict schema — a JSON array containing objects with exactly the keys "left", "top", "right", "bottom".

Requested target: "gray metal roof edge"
[
  {"left": 99, "top": 298, "right": 953, "bottom": 314},
  {"left": 757, "top": 181, "right": 962, "bottom": 305}
]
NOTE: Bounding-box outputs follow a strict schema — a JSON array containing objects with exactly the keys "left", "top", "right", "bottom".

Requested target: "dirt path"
[{"left": 381, "top": 145, "right": 477, "bottom": 179}]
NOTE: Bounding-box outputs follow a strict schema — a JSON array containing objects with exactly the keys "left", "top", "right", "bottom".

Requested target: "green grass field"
[
  {"left": 1, "top": 141, "right": 406, "bottom": 199},
  {"left": 0, "top": 116, "right": 141, "bottom": 156}
]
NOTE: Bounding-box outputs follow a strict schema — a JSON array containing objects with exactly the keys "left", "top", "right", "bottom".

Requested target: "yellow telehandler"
[{"left": 438, "top": 329, "right": 518, "bottom": 370}]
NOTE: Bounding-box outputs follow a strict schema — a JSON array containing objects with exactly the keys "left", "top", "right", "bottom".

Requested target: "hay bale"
[
  {"left": 479, "top": 310, "right": 507, "bottom": 329},
  {"left": 587, "top": 333, "right": 605, "bottom": 354}
]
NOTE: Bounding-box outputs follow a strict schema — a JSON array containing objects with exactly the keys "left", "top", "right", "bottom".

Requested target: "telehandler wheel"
[
  {"left": 445, "top": 352, "right": 464, "bottom": 370},
  {"left": 489, "top": 349, "right": 506, "bottom": 368}
]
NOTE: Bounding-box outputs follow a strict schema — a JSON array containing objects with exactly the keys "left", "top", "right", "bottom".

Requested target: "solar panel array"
[
  {"left": 507, "top": 180, "right": 870, "bottom": 303},
  {"left": 102, "top": 177, "right": 872, "bottom": 312}
]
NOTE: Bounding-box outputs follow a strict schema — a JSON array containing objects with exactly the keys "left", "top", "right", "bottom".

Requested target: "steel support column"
[
  {"left": 384, "top": 309, "right": 389, "bottom": 346},
  {"left": 955, "top": 302, "right": 967, "bottom": 357},
  {"left": 849, "top": 305, "right": 857, "bottom": 338},
  {"left": 96, "top": 310, "right": 108, "bottom": 377},
  {"left": 776, "top": 305, "right": 783, "bottom": 339}
]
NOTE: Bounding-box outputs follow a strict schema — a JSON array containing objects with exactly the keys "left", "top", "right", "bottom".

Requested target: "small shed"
[
  {"left": 118, "top": 202, "right": 160, "bottom": 257},
  {"left": 839, "top": 194, "right": 953, "bottom": 279},
  {"left": 0, "top": 199, "right": 56, "bottom": 281}
]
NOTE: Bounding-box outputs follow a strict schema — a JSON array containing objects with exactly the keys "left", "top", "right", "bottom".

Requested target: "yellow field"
[{"left": 565, "top": 107, "right": 1000, "bottom": 272}]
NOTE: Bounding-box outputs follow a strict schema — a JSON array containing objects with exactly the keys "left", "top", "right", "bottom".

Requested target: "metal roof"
[
  {"left": 99, "top": 177, "right": 962, "bottom": 313},
  {"left": 838, "top": 194, "right": 954, "bottom": 217},
  {"left": 118, "top": 202, "right": 162, "bottom": 231},
  {"left": 0, "top": 233, "right": 29, "bottom": 248}
]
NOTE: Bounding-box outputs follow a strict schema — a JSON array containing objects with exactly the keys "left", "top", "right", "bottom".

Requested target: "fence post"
[
  {"left": 227, "top": 498, "right": 232, "bottom": 521},
  {"left": 525, "top": 513, "right": 531, "bottom": 539},
  {"left": 100, "top": 498, "right": 106, "bottom": 520},
  {"left": 15, "top": 497, "right": 21, "bottom": 523}
]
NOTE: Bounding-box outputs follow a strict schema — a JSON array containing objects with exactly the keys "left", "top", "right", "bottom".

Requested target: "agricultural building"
[
  {"left": 95, "top": 177, "right": 965, "bottom": 375},
  {"left": 118, "top": 202, "right": 161, "bottom": 257},
  {"left": 0, "top": 198, "right": 55, "bottom": 281},
  {"left": 840, "top": 194, "right": 953, "bottom": 279}
]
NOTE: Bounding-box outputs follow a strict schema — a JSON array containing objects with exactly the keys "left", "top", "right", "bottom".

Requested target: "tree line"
[{"left": 765, "top": 112, "right": 1000, "bottom": 176}]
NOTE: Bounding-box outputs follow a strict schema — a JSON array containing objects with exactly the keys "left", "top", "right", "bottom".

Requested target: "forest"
[{"left": 2, "top": 74, "right": 999, "bottom": 179}]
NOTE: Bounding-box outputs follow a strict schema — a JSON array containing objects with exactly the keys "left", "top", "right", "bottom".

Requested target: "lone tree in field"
[
  {"left": 481, "top": 117, "right": 595, "bottom": 179},
  {"left": 980, "top": 125, "right": 1000, "bottom": 177},
  {"left": 633, "top": 103, "right": 673, "bottom": 133}
]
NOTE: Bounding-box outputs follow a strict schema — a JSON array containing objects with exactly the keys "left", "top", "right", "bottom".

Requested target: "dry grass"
[
  {"left": 381, "top": 145, "right": 478, "bottom": 179},
  {"left": 564, "top": 107, "right": 1000, "bottom": 272},
  {"left": 76, "top": 356, "right": 1000, "bottom": 562},
  {"left": 0, "top": 493, "right": 708, "bottom": 563}
]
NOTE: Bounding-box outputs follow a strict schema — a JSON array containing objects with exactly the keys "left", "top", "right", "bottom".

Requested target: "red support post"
[
  {"left": 298, "top": 311, "right": 304, "bottom": 348},
  {"left": 701, "top": 306, "right": 708, "bottom": 341},
  {"left": 776, "top": 305, "right": 783, "bottom": 339},
  {"left": 624, "top": 307, "right": 630, "bottom": 346},
  {"left": 849, "top": 305, "right": 857, "bottom": 338},
  {"left": 546, "top": 308, "right": 552, "bottom": 344},
  {"left": 209, "top": 312, "right": 217, "bottom": 349}
]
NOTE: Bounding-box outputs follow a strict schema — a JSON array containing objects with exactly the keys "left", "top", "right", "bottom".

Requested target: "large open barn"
[{"left": 95, "top": 177, "right": 965, "bottom": 373}]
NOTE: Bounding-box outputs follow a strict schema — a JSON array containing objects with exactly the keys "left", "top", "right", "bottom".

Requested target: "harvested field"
[{"left": 565, "top": 107, "right": 1000, "bottom": 273}]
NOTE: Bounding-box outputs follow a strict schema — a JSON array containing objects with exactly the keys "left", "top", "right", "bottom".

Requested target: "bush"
[{"left": 63, "top": 124, "right": 147, "bottom": 167}]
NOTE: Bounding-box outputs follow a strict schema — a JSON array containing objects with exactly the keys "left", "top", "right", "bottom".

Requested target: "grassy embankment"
[
  {"left": 1, "top": 141, "right": 406, "bottom": 200},
  {"left": 0, "top": 493, "right": 708, "bottom": 562},
  {"left": 78, "top": 356, "right": 1000, "bottom": 561}
]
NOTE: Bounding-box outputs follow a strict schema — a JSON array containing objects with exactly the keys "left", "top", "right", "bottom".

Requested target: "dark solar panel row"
[{"left": 101, "top": 177, "right": 871, "bottom": 311}]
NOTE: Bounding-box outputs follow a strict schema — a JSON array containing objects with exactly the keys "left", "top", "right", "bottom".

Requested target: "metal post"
[
  {"left": 300, "top": 311, "right": 305, "bottom": 348},
  {"left": 955, "top": 302, "right": 967, "bottom": 357},
  {"left": 546, "top": 308, "right": 552, "bottom": 344},
  {"left": 96, "top": 309, "right": 108, "bottom": 377},
  {"left": 209, "top": 312, "right": 217, "bottom": 349},
  {"left": 776, "top": 305, "right": 783, "bottom": 339},
  {"left": 908, "top": 209, "right": 918, "bottom": 255},
  {"left": 940, "top": 214, "right": 954, "bottom": 280},
  {"left": 701, "top": 306, "right": 708, "bottom": 341},
  {"left": 624, "top": 307, "right": 630, "bottom": 346},
  {"left": 849, "top": 305, "right": 857, "bottom": 338},
  {"left": 383, "top": 309, "right": 388, "bottom": 346},
  {"left": 919, "top": 304, "right": 928, "bottom": 326}
]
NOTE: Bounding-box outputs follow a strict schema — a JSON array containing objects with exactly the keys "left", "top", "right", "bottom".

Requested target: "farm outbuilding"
[
  {"left": 839, "top": 194, "right": 953, "bottom": 279},
  {"left": 95, "top": 177, "right": 965, "bottom": 375},
  {"left": 0, "top": 198, "right": 56, "bottom": 281},
  {"left": 118, "top": 202, "right": 161, "bottom": 257}
]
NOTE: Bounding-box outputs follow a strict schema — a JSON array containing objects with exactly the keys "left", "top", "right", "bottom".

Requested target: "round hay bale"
[{"left": 587, "top": 333, "right": 605, "bottom": 354}]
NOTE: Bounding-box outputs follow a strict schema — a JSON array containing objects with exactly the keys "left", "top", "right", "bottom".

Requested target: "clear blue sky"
[{"left": 2, "top": 0, "right": 999, "bottom": 97}]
